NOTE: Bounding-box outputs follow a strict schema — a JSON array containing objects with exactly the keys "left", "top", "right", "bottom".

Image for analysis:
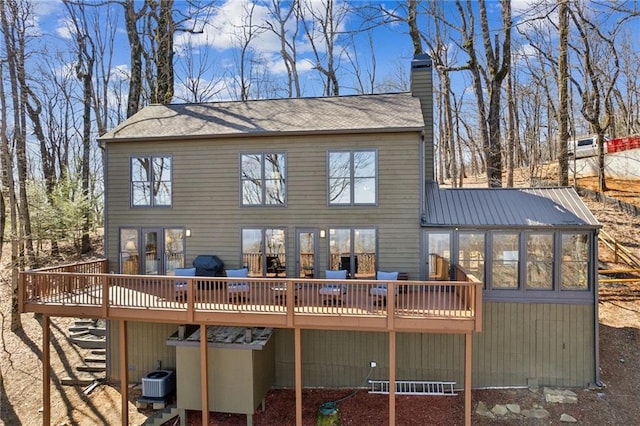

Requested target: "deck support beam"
[
  {"left": 200, "top": 324, "right": 209, "bottom": 425},
  {"left": 43, "top": 315, "right": 51, "bottom": 425},
  {"left": 389, "top": 330, "right": 396, "bottom": 426},
  {"left": 119, "top": 320, "right": 129, "bottom": 426},
  {"left": 295, "top": 327, "right": 302, "bottom": 425},
  {"left": 464, "top": 332, "right": 472, "bottom": 426}
]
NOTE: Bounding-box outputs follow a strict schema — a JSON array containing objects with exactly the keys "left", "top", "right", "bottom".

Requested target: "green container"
[{"left": 316, "top": 402, "right": 340, "bottom": 426}]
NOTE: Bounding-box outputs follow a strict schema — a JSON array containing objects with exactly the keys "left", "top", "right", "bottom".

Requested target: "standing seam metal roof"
[
  {"left": 422, "top": 182, "right": 600, "bottom": 228},
  {"left": 100, "top": 92, "right": 425, "bottom": 141}
]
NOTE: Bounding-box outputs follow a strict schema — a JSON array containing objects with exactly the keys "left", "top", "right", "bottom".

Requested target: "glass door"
[
  {"left": 296, "top": 229, "right": 317, "bottom": 278},
  {"left": 142, "top": 228, "right": 162, "bottom": 275}
]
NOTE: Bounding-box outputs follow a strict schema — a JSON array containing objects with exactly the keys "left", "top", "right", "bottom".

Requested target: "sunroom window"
[
  {"left": 560, "top": 233, "right": 589, "bottom": 290},
  {"left": 526, "top": 233, "right": 554, "bottom": 289},
  {"left": 491, "top": 233, "right": 519, "bottom": 289}
]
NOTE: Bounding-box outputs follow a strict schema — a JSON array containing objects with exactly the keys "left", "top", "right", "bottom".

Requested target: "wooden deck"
[
  {"left": 22, "top": 259, "right": 481, "bottom": 426},
  {"left": 19, "top": 260, "right": 482, "bottom": 333}
]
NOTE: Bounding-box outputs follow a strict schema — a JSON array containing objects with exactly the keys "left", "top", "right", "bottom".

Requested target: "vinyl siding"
[
  {"left": 110, "top": 302, "right": 595, "bottom": 387},
  {"left": 105, "top": 131, "right": 423, "bottom": 276},
  {"left": 108, "top": 321, "right": 177, "bottom": 382},
  {"left": 271, "top": 303, "right": 595, "bottom": 389}
]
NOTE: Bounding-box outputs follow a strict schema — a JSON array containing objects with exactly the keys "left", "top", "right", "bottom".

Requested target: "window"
[
  {"left": 119, "top": 227, "right": 186, "bottom": 274},
  {"left": 427, "top": 232, "right": 451, "bottom": 281},
  {"left": 491, "top": 233, "right": 519, "bottom": 289},
  {"left": 526, "top": 233, "right": 554, "bottom": 289},
  {"left": 561, "top": 233, "right": 589, "bottom": 290},
  {"left": 329, "top": 228, "right": 376, "bottom": 278},
  {"left": 242, "top": 228, "right": 287, "bottom": 277},
  {"left": 165, "top": 228, "right": 186, "bottom": 273},
  {"left": 120, "top": 228, "right": 139, "bottom": 274},
  {"left": 131, "top": 156, "right": 172, "bottom": 207},
  {"left": 328, "top": 150, "right": 376, "bottom": 205},
  {"left": 241, "top": 153, "right": 286, "bottom": 206},
  {"left": 458, "top": 232, "right": 485, "bottom": 283}
]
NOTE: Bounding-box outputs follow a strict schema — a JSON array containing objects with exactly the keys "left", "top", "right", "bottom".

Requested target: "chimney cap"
[{"left": 412, "top": 54, "right": 432, "bottom": 69}]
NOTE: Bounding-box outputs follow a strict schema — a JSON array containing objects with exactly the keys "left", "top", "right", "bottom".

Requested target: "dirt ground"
[{"left": 1, "top": 176, "right": 639, "bottom": 425}]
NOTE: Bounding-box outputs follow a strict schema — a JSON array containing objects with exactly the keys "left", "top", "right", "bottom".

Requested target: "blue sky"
[{"left": 24, "top": 0, "right": 577, "bottom": 103}]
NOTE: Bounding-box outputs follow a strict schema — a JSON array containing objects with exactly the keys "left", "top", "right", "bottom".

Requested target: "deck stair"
[{"left": 368, "top": 380, "right": 457, "bottom": 396}]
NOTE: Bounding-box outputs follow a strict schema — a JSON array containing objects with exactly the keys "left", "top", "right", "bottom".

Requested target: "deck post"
[
  {"left": 200, "top": 324, "right": 209, "bottom": 425},
  {"left": 389, "top": 330, "right": 396, "bottom": 426},
  {"left": 119, "top": 320, "right": 129, "bottom": 426},
  {"left": 295, "top": 327, "right": 302, "bottom": 425},
  {"left": 43, "top": 314, "right": 51, "bottom": 425},
  {"left": 464, "top": 332, "right": 472, "bottom": 426}
]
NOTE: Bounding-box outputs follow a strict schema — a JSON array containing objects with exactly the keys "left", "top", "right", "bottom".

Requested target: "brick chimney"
[{"left": 411, "top": 54, "right": 434, "bottom": 182}]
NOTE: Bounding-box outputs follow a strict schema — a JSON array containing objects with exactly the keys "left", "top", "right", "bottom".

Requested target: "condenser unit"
[{"left": 141, "top": 369, "right": 175, "bottom": 398}]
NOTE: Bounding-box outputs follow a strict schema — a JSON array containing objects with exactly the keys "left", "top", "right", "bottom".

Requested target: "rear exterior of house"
[{"left": 99, "top": 54, "right": 599, "bottom": 399}]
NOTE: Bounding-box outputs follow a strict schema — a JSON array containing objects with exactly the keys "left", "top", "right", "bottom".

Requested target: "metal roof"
[
  {"left": 100, "top": 92, "right": 424, "bottom": 142},
  {"left": 423, "top": 182, "right": 601, "bottom": 228}
]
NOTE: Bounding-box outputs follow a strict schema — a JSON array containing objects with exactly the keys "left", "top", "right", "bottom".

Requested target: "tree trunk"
[{"left": 557, "top": 0, "right": 569, "bottom": 186}]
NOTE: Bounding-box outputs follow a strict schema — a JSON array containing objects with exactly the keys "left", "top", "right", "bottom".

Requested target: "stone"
[
  {"left": 506, "top": 403, "right": 521, "bottom": 414},
  {"left": 522, "top": 408, "right": 550, "bottom": 419},
  {"left": 491, "top": 404, "right": 509, "bottom": 416},
  {"left": 475, "top": 401, "right": 495, "bottom": 419},
  {"left": 544, "top": 387, "right": 578, "bottom": 404},
  {"left": 560, "top": 413, "right": 578, "bottom": 423}
]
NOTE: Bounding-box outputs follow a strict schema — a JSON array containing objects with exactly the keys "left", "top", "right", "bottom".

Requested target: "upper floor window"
[
  {"left": 328, "top": 150, "right": 377, "bottom": 205},
  {"left": 241, "top": 153, "right": 286, "bottom": 206},
  {"left": 131, "top": 156, "right": 172, "bottom": 207}
]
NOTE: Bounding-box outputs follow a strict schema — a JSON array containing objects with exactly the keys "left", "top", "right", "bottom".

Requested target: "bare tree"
[
  {"left": 299, "top": 0, "right": 350, "bottom": 96},
  {"left": 569, "top": 5, "right": 621, "bottom": 192},
  {"left": 456, "top": 0, "right": 511, "bottom": 187},
  {"left": 0, "top": 0, "right": 36, "bottom": 269},
  {"left": 0, "top": 60, "right": 21, "bottom": 330},
  {"left": 265, "top": 0, "right": 302, "bottom": 98}
]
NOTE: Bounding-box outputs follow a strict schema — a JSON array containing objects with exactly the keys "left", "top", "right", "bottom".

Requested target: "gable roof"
[
  {"left": 423, "top": 182, "right": 600, "bottom": 229},
  {"left": 100, "top": 92, "right": 424, "bottom": 142}
]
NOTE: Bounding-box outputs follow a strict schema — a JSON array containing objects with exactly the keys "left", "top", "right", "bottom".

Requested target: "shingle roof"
[
  {"left": 100, "top": 92, "right": 424, "bottom": 141},
  {"left": 423, "top": 182, "right": 600, "bottom": 228}
]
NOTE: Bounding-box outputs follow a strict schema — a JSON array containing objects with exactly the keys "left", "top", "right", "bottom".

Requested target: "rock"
[
  {"left": 475, "top": 401, "right": 495, "bottom": 418},
  {"left": 506, "top": 403, "right": 521, "bottom": 414},
  {"left": 522, "top": 408, "right": 550, "bottom": 419},
  {"left": 560, "top": 413, "right": 578, "bottom": 422},
  {"left": 544, "top": 387, "right": 578, "bottom": 403},
  {"left": 491, "top": 404, "right": 508, "bottom": 416}
]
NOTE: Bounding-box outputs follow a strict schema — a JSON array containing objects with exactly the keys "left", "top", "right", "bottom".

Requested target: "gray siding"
[
  {"left": 272, "top": 303, "right": 595, "bottom": 389},
  {"left": 108, "top": 321, "right": 178, "bottom": 382},
  {"left": 111, "top": 303, "right": 595, "bottom": 388},
  {"left": 105, "top": 132, "right": 423, "bottom": 276}
]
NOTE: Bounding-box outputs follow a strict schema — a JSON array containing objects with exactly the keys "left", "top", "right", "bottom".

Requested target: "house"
[{"left": 19, "top": 55, "right": 600, "bottom": 426}]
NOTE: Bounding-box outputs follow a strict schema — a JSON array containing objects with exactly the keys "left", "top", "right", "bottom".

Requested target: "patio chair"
[
  {"left": 173, "top": 267, "right": 196, "bottom": 301},
  {"left": 370, "top": 271, "right": 399, "bottom": 307},
  {"left": 319, "top": 270, "right": 348, "bottom": 305},
  {"left": 225, "top": 268, "right": 250, "bottom": 302}
]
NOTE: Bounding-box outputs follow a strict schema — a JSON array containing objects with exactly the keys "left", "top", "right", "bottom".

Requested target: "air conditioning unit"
[{"left": 141, "top": 369, "right": 175, "bottom": 398}]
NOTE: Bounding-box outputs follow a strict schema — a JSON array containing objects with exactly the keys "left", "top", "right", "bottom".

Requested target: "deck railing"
[{"left": 19, "top": 260, "right": 482, "bottom": 333}]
